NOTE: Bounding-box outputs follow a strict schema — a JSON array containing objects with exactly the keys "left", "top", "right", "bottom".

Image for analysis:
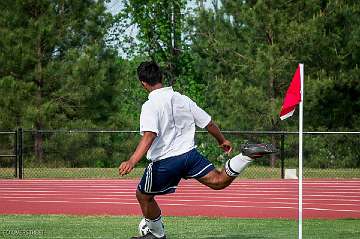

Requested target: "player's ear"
[
  {"left": 140, "top": 81, "right": 151, "bottom": 91},
  {"left": 140, "top": 81, "right": 147, "bottom": 88}
]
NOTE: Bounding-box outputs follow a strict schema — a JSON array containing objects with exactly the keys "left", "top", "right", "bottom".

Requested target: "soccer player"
[{"left": 119, "top": 61, "right": 276, "bottom": 239}]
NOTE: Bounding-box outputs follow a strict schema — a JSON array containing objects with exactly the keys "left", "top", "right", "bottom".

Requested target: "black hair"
[{"left": 137, "top": 61, "right": 163, "bottom": 86}]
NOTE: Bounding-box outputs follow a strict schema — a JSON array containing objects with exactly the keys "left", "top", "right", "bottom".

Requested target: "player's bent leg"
[
  {"left": 197, "top": 151, "right": 260, "bottom": 189},
  {"left": 198, "top": 152, "right": 253, "bottom": 189},
  {"left": 187, "top": 148, "right": 248, "bottom": 190},
  {"left": 197, "top": 168, "right": 235, "bottom": 190},
  {"left": 195, "top": 144, "right": 278, "bottom": 190}
]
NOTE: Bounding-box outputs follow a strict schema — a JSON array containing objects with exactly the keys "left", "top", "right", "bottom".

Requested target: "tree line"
[{"left": 0, "top": 0, "right": 359, "bottom": 168}]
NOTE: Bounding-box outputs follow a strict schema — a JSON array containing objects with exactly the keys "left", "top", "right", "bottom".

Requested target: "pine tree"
[
  {"left": 115, "top": 0, "right": 186, "bottom": 85},
  {"left": 190, "top": 0, "right": 360, "bottom": 166},
  {"left": 0, "top": 0, "right": 120, "bottom": 161}
]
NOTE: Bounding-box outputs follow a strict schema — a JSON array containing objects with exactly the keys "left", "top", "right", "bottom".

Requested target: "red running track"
[{"left": 1, "top": 179, "right": 360, "bottom": 219}]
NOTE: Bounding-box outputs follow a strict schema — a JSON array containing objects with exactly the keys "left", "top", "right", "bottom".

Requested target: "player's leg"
[
  {"left": 133, "top": 190, "right": 165, "bottom": 239},
  {"left": 131, "top": 156, "right": 185, "bottom": 239},
  {"left": 183, "top": 149, "right": 232, "bottom": 190},
  {"left": 196, "top": 168, "right": 235, "bottom": 190},
  {"left": 195, "top": 143, "right": 278, "bottom": 189},
  {"left": 136, "top": 190, "right": 161, "bottom": 220},
  {"left": 195, "top": 153, "right": 251, "bottom": 189}
]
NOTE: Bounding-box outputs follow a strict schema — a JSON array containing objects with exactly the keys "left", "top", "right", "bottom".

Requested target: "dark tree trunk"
[
  {"left": 169, "top": 1, "right": 181, "bottom": 85},
  {"left": 34, "top": 22, "right": 44, "bottom": 162}
]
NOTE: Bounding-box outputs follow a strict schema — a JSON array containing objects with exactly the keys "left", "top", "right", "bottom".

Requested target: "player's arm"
[
  {"left": 119, "top": 131, "right": 156, "bottom": 176},
  {"left": 206, "top": 120, "right": 232, "bottom": 154},
  {"left": 186, "top": 96, "right": 232, "bottom": 154}
]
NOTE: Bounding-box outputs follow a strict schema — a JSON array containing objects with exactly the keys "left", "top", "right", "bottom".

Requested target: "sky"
[
  {"left": 104, "top": 0, "right": 216, "bottom": 57},
  {"left": 105, "top": 0, "right": 216, "bottom": 16},
  {"left": 106, "top": 0, "right": 123, "bottom": 15}
]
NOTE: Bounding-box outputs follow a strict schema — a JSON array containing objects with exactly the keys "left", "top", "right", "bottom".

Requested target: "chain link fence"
[
  {"left": 21, "top": 130, "right": 139, "bottom": 179},
  {"left": 1, "top": 129, "right": 359, "bottom": 179},
  {"left": 0, "top": 131, "right": 17, "bottom": 178}
]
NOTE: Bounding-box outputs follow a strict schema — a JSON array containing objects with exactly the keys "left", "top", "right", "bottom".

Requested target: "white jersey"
[{"left": 140, "top": 87, "right": 211, "bottom": 161}]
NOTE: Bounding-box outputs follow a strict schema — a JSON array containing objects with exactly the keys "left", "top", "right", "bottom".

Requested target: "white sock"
[
  {"left": 146, "top": 215, "right": 165, "bottom": 238},
  {"left": 225, "top": 153, "right": 252, "bottom": 177}
]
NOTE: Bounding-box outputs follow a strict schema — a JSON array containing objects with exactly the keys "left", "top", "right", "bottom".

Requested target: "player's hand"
[
  {"left": 219, "top": 139, "right": 232, "bottom": 155},
  {"left": 119, "top": 160, "right": 135, "bottom": 176}
]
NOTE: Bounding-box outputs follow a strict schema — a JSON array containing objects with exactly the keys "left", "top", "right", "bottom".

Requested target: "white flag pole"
[{"left": 298, "top": 63, "right": 304, "bottom": 239}]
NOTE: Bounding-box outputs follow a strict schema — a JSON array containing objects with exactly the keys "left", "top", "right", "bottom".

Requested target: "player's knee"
[
  {"left": 136, "top": 189, "right": 154, "bottom": 204},
  {"left": 199, "top": 170, "right": 230, "bottom": 190},
  {"left": 209, "top": 176, "right": 228, "bottom": 190},
  {"left": 210, "top": 182, "right": 228, "bottom": 190}
]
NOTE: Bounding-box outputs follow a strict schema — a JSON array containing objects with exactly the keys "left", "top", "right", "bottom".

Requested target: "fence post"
[
  {"left": 14, "top": 130, "right": 18, "bottom": 178},
  {"left": 18, "top": 128, "right": 23, "bottom": 179},
  {"left": 281, "top": 133, "right": 285, "bottom": 179}
]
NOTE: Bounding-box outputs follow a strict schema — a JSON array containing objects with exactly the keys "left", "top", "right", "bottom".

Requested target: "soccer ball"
[{"left": 138, "top": 218, "right": 150, "bottom": 236}]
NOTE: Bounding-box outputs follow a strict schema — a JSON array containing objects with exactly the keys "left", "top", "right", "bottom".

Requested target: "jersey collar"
[{"left": 148, "top": 86, "right": 173, "bottom": 100}]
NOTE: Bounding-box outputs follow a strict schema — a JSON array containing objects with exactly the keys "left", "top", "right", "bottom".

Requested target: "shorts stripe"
[
  {"left": 187, "top": 163, "right": 213, "bottom": 178},
  {"left": 145, "top": 186, "right": 177, "bottom": 194},
  {"left": 145, "top": 165, "right": 150, "bottom": 192},
  {"left": 145, "top": 163, "right": 153, "bottom": 193},
  {"left": 148, "top": 163, "right": 153, "bottom": 192}
]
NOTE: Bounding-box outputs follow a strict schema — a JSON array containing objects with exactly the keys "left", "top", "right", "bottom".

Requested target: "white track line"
[
  {"left": 4, "top": 196, "right": 359, "bottom": 207},
  {"left": 0, "top": 185, "right": 360, "bottom": 191},
  {"left": 7, "top": 199, "right": 360, "bottom": 213},
  {"left": 3, "top": 195, "right": 360, "bottom": 207},
  {"left": 2, "top": 194, "right": 360, "bottom": 203},
  {"left": 1, "top": 182, "right": 359, "bottom": 186},
  {"left": 2, "top": 184, "right": 360, "bottom": 189},
  {"left": 1, "top": 180, "right": 359, "bottom": 184},
  {"left": 1, "top": 190, "right": 359, "bottom": 196},
  {"left": 3, "top": 193, "right": 360, "bottom": 202},
  {"left": 1, "top": 187, "right": 360, "bottom": 194}
]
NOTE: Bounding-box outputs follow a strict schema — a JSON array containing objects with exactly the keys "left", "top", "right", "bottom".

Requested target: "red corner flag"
[{"left": 280, "top": 65, "right": 302, "bottom": 120}]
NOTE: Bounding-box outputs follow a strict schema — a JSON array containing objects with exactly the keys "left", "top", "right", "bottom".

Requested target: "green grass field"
[
  {"left": 1, "top": 166, "right": 360, "bottom": 179},
  {"left": 0, "top": 215, "right": 359, "bottom": 239}
]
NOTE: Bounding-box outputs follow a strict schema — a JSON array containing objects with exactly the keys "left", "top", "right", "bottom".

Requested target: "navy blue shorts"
[{"left": 138, "top": 148, "right": 215, "bottom": 195}]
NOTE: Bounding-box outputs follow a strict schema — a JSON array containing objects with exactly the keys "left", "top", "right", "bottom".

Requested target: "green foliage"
[
  {"left": 190, "top": 0, "right": 360, "bottom": 131},
  {"left": 0, "top": 1, "right": 359, "bottom": 171},
  {"left": 0, "top": 0, "right": 121, "bottom": 130}
]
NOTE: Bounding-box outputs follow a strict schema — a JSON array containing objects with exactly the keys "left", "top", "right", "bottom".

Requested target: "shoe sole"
[{"left": 241, "top": 143, "right": 278, "bottom": 158}]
